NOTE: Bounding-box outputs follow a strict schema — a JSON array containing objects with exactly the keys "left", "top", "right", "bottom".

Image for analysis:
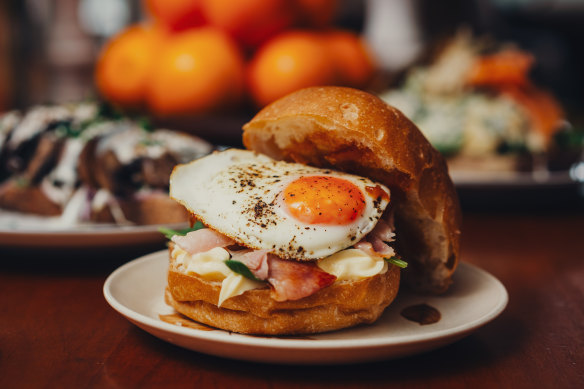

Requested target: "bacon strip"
[
  {"left": 267, "top": 256, "right": 336, "bottom": 302},
  {"left": 172, "top": 229, "right": 235, "bottom": 255}
]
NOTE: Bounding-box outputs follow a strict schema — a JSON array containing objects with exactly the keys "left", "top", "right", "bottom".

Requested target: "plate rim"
[
  {"left": 103, "top": 250, "right": 509, "bottom": 351},
  {"left": 0, "top": 220, "right": 188, "bottom": 249},
  {"left": 0, "top": 219, "right": 187, "bottom": 235},
  {"left": 450, "top": 167, "right": 582, "bottom": 188}
]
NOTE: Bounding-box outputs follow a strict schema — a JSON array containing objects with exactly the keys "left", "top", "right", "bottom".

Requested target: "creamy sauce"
[
  {"left": 0, "top": 111, "right": 21, "bottom": 151},
  {"left": 80, "top": 120, "right": 123, "bottom": 142},
  {"left": 40, "top": 138, "right": 85, "bottom": 206},
  {"left": 173, "top": 246, "right": 232, "bottom": 280},
  {"left": 159, "top": 313, "right": 214, "bottom": 331},
  {"left": 149, "top": 129, "right": 212, "bottom": 161},
  {"left": 172, "top": 244, "right": 390, "bottom": 305},
  {"left": 57, "top": 187, "right": 89, "bottom": 226},
  {"left": 96, "top": 126, "right": 211, "bottom": 165},
  {"left": 90, "top": 188, "right": 112, "bottom": 212},
  {"left": 71, "top": 102, "right": 97, "bottom": 124},
  {"left": 317, "top": 248, "right": 387, "bottom": 280},
  {"left": 172, "top": 245, "right": 264, "bottom": 305},
  {"left": 219, "top": 273, "right": 263, "bottom": 306},
  {"left": 90, "top": 189, "right": 131, "bottom": 225},
  {"left": 7, "top": 106, "right": 69, "bottom": 148},
  {"left": 96, "top": 124, "right": 144, "bottom": 164}
]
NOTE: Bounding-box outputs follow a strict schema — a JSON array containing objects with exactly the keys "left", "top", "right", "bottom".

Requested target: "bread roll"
[
  {"left": 166, "top": 251, "right": 400, "bottom": 335},
  {"left": 243, "top": 86, "right": 461, "bottom": 293}
]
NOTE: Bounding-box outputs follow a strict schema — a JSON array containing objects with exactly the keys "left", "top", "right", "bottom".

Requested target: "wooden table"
[{"left": 1, "top": 211, "right": 583, "bottom": 388}]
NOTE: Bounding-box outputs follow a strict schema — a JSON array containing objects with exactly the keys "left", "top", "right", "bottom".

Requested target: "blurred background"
[
  {"left": 1, "top": 0, "right": 583, "bottom": 210},
  {"left": 1, "top": 1, "right": 582, "bottom": 111}
]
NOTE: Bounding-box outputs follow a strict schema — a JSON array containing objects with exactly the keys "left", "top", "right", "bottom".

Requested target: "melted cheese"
[
  {"left": 172, "top": 246, "right": 231, "bottom": 281},
  {"left": 218, "top": 273, "right": 264, "bottom": 307},
  {"left": 317, "top": 248, "right": 388, "bottom": 280},
  {"left": 171, "top": 245, "right": 389, "bottom": 306},
  {"left": 171, "top": 245, "right": 264, "bottom": 304}
]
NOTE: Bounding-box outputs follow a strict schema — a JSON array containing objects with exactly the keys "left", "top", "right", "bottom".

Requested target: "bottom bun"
[{"left": 166, "top": 259, "right": 401, "bottom": 335}]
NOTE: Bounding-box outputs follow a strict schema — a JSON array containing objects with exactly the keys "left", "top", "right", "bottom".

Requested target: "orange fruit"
[
  {"left": 325, "top": 30, "right": 376, "bottom": 88},
  {"left": 144, "top": 0, "right": 206, "bottom": 32},
  {"left": 95, "top": 24, "right": 164, "bottom": 107},
  {"left": 247, "top": 31, "right": 336, "bottom": 107},
  {"left": 201, "top": 0, "right": 294, "bottom": 49},
  {"left": 147, "top": 27, "right": 245, "bottom": 116},
  {"left": 294, "top": 0, "right": 338, "bottom": 28}
]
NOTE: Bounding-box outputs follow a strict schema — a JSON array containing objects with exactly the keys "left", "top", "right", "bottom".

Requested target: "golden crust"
[
  {"left": 120, "top": 193, "right": 189, "bottom": 225},
  {"left": 166, "top": 257, "right": 400, "bottom": 335},
  {"left": 242, "top": 86, "right": 462, "bottom": 293},
  {"left": 90, "top": 194, "right": 189, "bottom": 224},
  {"left": 0, "top": 180, "right": 61, "bottom": 216}
]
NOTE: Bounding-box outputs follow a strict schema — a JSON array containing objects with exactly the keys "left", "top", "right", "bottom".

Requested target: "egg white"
[{"left": 170, "top": 149, "right": 390, "bottom": 260}]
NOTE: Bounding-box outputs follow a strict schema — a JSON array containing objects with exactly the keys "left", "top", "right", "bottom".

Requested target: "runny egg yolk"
[{"left": 283, "top": 176, "right": 366, "bottom": 225}]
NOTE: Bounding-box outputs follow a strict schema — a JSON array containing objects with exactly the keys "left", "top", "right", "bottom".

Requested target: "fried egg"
[{"left": 170, "top": 149, "right": 390, "bottom": 260}]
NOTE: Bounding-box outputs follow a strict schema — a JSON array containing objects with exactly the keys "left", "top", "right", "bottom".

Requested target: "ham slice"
[
  {"left": 229, "top": 249, "right": 270, "bottom": 280},
  {"left": 354, "top": 240, "right": 395, "bottom": 258},
  {"left": 267, "top": 256, "right": 336, "bottom": 302},
  {"left": 354, "top": 219, "right": 396, "bottom": 257},
  {"left": 172, "top": 228, "right": 235, "bottom": 255},
  {"left": 172, "top": 228, "right": 337, "bottom": 302},
  {"left": 229, "top": 249, "right": 336, "bottom": 301},
  {"left": 370, "top": 219, "right": 395, "bottom": 242}
]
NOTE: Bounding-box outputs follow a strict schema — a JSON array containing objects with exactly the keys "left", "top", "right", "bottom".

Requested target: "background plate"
[{"left": 0, "top": 211, "right": 185, "bottom": 248}]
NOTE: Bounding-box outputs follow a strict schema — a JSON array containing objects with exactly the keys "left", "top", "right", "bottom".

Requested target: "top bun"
[{"left": 243, "top": 86, "right": 461, "bottom": 294}]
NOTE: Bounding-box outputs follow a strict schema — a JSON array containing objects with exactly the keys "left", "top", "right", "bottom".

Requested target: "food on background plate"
[
  {"left": 162, "top": 86, "right": 461, "bottom": 335},
  {"left": 379, "top": 31, "right": 578, "bottom": 174},
  {"left": 0, "top": 103, "right": 212, "bottom": 227}
]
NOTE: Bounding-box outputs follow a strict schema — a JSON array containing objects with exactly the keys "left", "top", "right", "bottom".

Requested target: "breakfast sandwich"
[{"left": 164, "top": 86, "right": 461, "bottom": 335}]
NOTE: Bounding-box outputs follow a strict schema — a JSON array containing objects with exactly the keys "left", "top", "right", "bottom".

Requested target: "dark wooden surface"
[{"left": 1, "top": 211, "right": 583, "bottom": 388}]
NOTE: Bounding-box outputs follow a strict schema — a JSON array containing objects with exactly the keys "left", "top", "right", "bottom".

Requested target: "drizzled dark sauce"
[
  {"left": 159, "top": 314, "right": 214, "bottom": 331},
  {"left": 401, "top": 304, "right": 441, "bottom": 325}
]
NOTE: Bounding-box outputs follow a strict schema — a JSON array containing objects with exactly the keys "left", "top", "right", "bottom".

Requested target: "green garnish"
[
  {"left": 54, "top": 121, "right": 80, "bottom": 138},
  {"left": 224, "top": 260, "right": 261, "bottom": 281},
  {"left": 96, "top": 101, "right": 124, "bottom": 121},
  {"left": 158, "top": 221, "right": 205, "bottom": 240},
  {"left": 136, "top": 116, "right": 154, "bottom": 132},
  {"left": 385, "top": 256, "right": 408, "bottom": 268},
  {"left": 139, "top": 138, "right": 163, "bottom": 147},
  {"left": 15, "top": 176, "right": 30, "bottom": 188}
]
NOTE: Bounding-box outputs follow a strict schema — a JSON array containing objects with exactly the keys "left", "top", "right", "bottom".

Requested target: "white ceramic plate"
[
  {"left": 104, "top": 251, "right": 508, "bottom": 364},
  {"left": 0, "top": 211, "right": 186, "bottom": 248}
]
